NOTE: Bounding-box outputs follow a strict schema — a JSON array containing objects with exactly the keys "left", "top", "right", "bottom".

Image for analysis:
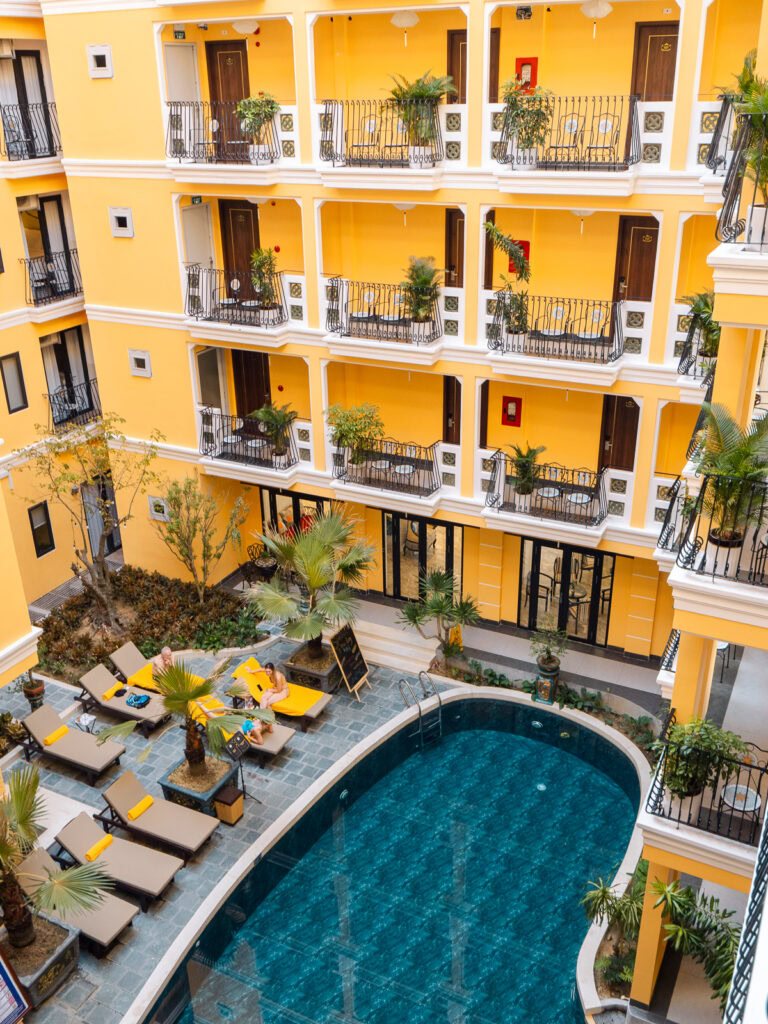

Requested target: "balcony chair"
[
  {"left": 532, "top": 301, "right": 571, "bottom": 354},
  {"left": 583, "top": 111, "right": 621, "bottom": 167},
  {"left": 345, "top": 118, "right": 381, "bottom": 164},
  {"left": 544, "top": 111, "right": 584, "bottom": 166},
  {"left": 525, "top": 570, "right": 550, "bottom": 611}
]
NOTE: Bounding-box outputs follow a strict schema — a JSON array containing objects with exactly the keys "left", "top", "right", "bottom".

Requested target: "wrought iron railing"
[
  {"left": 21, "top": 249, "right": 82, "bottom": 305},
  {"left": 185, "top": 265, "right": 287, "bottom": 328},
  {"left": 0, "top": 102, "right": 61, "bottom": 160},
  {"left": 489, "top": 293, "right": 624, "bottom": 363},
  {"left": 319, "top": 99, "right": 444, "bottom": 168},
  {"left": 199, "top": 409, "right": 298, "bottom": 470},
  {"left": 676, "top": 474, "right": 768, "bottom": 585},
  {"left": 646, "top": 734, "right": 768, "bottom": 846},
  {"left": 332, "top": 438, "right": 441, "bottom": 496},
  {"left": 326, "top": 278, "right": 443, "bottom": 344},
  {"left": 485, "top": 452, "right": 608, "bottom": 527},
  {"left": 45, "top": 378, "right": 100, "bottom": 430},
  {"left": 677, "top": 313, "right": 718, "bottom": 379},
  {"left": 496, "top": 94, "right": 641, "bottom": 171},
  {"left": 166, "top": 101, "right": 279, "bottom": 165},
  {"left": 723, "top": 813, "right": 768, "bottom": 1023},
  {"left": 657, "top": 477, "right": 691, "bottom": 554},
  {"left": 706, "top": 94, "right": 739, "bottom": 176},
  {"left": 716, "top": 112, "right": 768, "bottom": 251},
  {"left": 660, "top": 628, "right": 680, "bottom": 671}
]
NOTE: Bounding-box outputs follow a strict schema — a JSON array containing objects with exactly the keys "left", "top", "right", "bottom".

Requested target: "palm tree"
[
  {"left": 0, "top": 765, "right": 110, "bottom": 947},
  {"left": 249, "top": 508, "right": 376, "bottom": 659}
]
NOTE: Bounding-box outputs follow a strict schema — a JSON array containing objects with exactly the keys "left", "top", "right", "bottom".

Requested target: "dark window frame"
[
  {"left": 28, "top": 501, "right": 55, "bottom": 557},
  {"left": 0, "top": 352, "right": 28, "bottom": 413}
]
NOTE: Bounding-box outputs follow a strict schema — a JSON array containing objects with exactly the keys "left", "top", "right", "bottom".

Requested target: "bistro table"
[{"left": 566, "top": 491, "right": 592, "bottom": 506}]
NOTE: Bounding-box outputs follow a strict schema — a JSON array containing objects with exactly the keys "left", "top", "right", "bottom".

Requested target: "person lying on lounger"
[
  {"left": 258, "top": 663, "right": 291, "bottom": 710},
  {"left": 193, "top": 700, "right": 272, "bottom": 746}
]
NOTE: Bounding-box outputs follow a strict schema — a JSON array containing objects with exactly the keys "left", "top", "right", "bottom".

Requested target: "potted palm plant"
[
  {"left": 250, "top": 509, "right": 376, "bottom": 689},
  {"left": 237, "top": 92, "right": 280, "bottom": 163},
  {"left": 682, "top": 289, "right": 721, "bottom": 359},
  {"left": 326, "top": 402, "right": 385, "bottom": 468},
  {"left": 510, "top": 442, "right": 546, "bottom": 495},
  {"left": 0, "top": 765, "right": 110, "bottom": 1006},
  {"left": 389, "top": 71, "right": 456, "bottom": 167},
  {"left": 500, "top": 78, "right": 554, "bottom": 169},
  {"left": 250, "top": 247, "right": 279, "bottom": 308},
  {"left": 249, "top": 401, "right": 298, "bottom": 458},
  {"left": 401, "top": 256, "right": 441, "bottom": 342}
]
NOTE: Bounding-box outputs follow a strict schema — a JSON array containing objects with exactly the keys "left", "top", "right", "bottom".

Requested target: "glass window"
[
  {"left": 28, "top": 502, "right": 54, "bottom": 557},
  {"left": 0, "top": 353, "right": 27, "bottom": 413},
  {"left": 197, "top": 348, "right": 223, "bottom": 409},
  {"left": 452, "top": 525, "right": 463, "bottom": 596}
]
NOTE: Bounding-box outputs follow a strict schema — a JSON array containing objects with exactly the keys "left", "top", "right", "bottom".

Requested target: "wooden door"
[
  {"left": 488, "top": 28, "right": 501, "bottom": 103},
  {"left": 444, "top": 209, "right": 465, "bottom": 288},
  {"left": 483, "top": 210, "right": 495, "bottom": 290},
  {"left": 599, "top": 395, "right": 639, "bottom": 471},
  {"left": 205, "top": 40, "right": 249, "bottom": 103},
  {"left": 442, "top": 376, "right": 461, "bottom": 445},
  {"left": 219, "top": 200, "right": 259, "bottom": 276},
  {"left": 232, "top": 350, "right": 271, "bottom": 417},
  {"left": 631, "top": 22, "right": 679, "bottom": 101},
  {"left": 446, "top": 30, "right": 467, "bottom": 104},
  {"left": 612, "top": 216, "right": 658, "bottom": 302},
  {"left": 479, "top": 380, "right": 489, "bottom": 449}
]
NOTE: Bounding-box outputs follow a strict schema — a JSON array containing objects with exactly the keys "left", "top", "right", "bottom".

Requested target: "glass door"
[{"left": 383, "top": 512, "right": 460, "bottom": 600}]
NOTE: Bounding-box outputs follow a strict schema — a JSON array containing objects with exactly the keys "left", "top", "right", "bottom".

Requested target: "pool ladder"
[{"left": 398, "top": 671, "right": 442, "bottom": 749}]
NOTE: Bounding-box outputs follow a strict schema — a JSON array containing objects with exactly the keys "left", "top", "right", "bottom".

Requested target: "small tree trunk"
[
  {"left": 307, "top": 634, "right": 324, "bottom": 659},
  {"left": 1, "top": 871, "right": 35, "bottom": 948},
  {"left": 185, "top": 719, "right": 206, "bottom": 769}
]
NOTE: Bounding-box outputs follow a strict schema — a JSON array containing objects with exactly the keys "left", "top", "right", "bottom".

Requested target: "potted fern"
[
  {"left": 501, "top": 78, "right": 553, "bottom": 169},
  {"left": 402, "top": 256, "right": 441, "bottom": 342},
  {"left": 237, "top": 92, "right": 280, "bottom": 163},
  {"left": 389, "top": 71, "right": 455, "bottom": 167},
  {"left": 250, "top": 247, "right": 278, "bottom": 308},
  {"left": 250, "top": 402, "right": 298, "bottom": 457},
  {"left": 510, "top": 442, "right": 546, "bottom": 495}
]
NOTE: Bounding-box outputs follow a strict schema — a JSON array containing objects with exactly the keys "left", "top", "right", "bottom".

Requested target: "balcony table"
[
  {"left": 566, "top": 491, "right": 591, "bottom": 505},
  {"left": 538, "top": 486, "right": 560, "bottom": 499},
  {"left": 393, "top": 464, "right": 415, "bottom": 477},
  {"left": 721, "top": 783, "right": 761, "bottom": 818}
]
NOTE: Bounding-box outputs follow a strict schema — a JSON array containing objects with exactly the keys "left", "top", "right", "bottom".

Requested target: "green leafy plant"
[
  {"left": 581, "top": 860, "right": 648, "bottom": 940},
  {"left": 397, "top": 571, "right": 480, "bottom": 654},
  {"left": 250, "top": 247, "right": 278, "bottom": 305},
  {"left": 484, "top": 222, "right": 531, "bottom": 282},
  {"left": 249, "top": 509, "right": 376, "bottom": 659},
  {"left": 510, "top": 442, "right": 546, "bottom": 495},
  {"left": 193, "top": 606, "right": 268, "bottom": 652},
  {"left": 681, "top": 289, "right": 721, "bottom": 357},
  {"left": 558, "top": 685, "right": 605, "bottom": 714},
  {"left": 236, "top": 92, "right": 280, "bottom": 144},
  {"left": 500, "top": 279, "right": 528, "bottom": 334},
  {"left": 595, "top": 947, "right": 636, "bottom": 987},
  {"left": 722, "top": 49, "right": 758, "bottom": 99},
  {"left": 619, "top": 714, "right": 655, "bottom": 753},
  {"left": 501, "top": 78, "right": 554, "bottom": 150},
  {"left": 529, "top": 624, "right": 567, "bottom": 668},
  {"left": 389, "top": 71, "right": 456, "bottom": 146},
  {"left": 0, "top": 765, "right": 110, "bottom": 948},
  {"left": 401, "top": 256, "right": 442, "bottom": 323},
  {"left": 737, "top": 73, "right": 768, "bottom": 204},
  {"left": 249, "top": 402, "right": 298, "bottom": 456},
  {"left": 326, "top": 403, "right": 385, "bottom": 464},
  {"left": 651, "top": 717, "right": 748, "bottom": 798}
]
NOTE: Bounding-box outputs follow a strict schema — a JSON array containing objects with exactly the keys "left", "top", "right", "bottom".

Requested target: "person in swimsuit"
[
  {"left": 193, "top": 699, "right": 270, "bottom": 746},
  {"left": 259, "top": 662, "right": 290, "bottom": 710}
]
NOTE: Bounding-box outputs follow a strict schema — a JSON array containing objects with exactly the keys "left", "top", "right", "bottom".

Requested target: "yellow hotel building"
[{"left": 1, "top": 0, "right": 768, "bottom": 1017}]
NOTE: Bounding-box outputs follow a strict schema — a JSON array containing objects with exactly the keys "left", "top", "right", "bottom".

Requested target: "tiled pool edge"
[{"left": 125, "top": 683, "right": 650, "bottom": 1024}]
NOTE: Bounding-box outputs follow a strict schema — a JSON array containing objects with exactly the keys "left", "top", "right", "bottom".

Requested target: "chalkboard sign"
[
  {"left": 0, "top": 952, "right": 28, "bottom": 1024},
  {"left": 329, "top": 625, "right": 370, "bottom": 700},
  {"left": 225, "top": 732, "right": 250, "bottom": 760}
]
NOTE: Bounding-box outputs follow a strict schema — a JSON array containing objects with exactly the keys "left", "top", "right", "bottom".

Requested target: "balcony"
[
  {"left": 495, "top": 94, "right": 640, "bottom": 172},
  {"left": 485, "top": 452, "right": 607, "bottom": 528},
  {"left": 45, "top": 378, "right": 100, "bottom": 431},
  {"left": 326, "top": 279, "right": 442, "bottom": 345},
  {"left": 0, "top": 102, "right": 61, "bottom": 161},
  {"left": 705, "top": 94, "right": 738, "bottom": 177},
  {"left": 185, "top": 266, "right": 288, "bottom": 329},
  {"left": 723, "top": 813, "right": 768, "bottom": 1023},
  {"left": 166, "top": 102, "right": 279, "bottom": 166},
  {"left": 319, "top": 99, "right": 444, "bottom": 169},
  {"left": 717, "top": 112, "right": 768, "bottom": 252},
  {"left": 657, "top": 476, "right": 690, "bottom": 555},
  {"left": 677, "top": 313, "right": 717, "bottom": 382},
  {"left": 488, "top": 293, "right": 624, "bottom": 364},
  {"left": 199, "top": 409, "right": 298, "bottom": 471},
  {"left": 22, "top": 249, "right": 82, "bottom": 306},
  {"left": 332, "top": 439, "right": 441, "bottom": 497}
]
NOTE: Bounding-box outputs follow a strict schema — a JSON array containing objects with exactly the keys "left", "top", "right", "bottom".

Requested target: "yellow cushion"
[
  {"left": 127, "top": 795, "right": 153, "bottom": 820},
  {"left": 85, "top": 834, "right": 113, "bottom": 862},
  {"left": 127, "top": 663, "right": 158, "bottom": 692},
  {"left": 234, "top": 664, "right": 323, "bottom": 718},
  {"left": 43, "top": 725, "right": 68, "bottom": 746},
  {"left": 102, "top": 683, "right": 121, "bottom": 701}
]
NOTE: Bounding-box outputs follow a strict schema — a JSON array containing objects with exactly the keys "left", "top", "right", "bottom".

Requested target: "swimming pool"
[{"left": 150, "top": 698, "right": 639, "bottom": 1024}]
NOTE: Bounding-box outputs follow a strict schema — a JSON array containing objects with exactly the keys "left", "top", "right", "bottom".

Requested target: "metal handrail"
[
  {"left": 333, "top": 437, "right": 441, "bottom": 497},
  {"left": 723, "top": 814, "right": 768, "bottom": 1022},
  {"left": 657, "top": 477, "right": 689, "bottom": 554},
  {"left": 185, "top": 265, "right": 287, "bottom": 328},
  {"left": 706, "top": 94, "right": 739, "bottom": 175},
  {"left": 198, "top": 408, "right": 299, "bottom": 470},
  {"left": 166, "top": 100, "right": 280, "bottom": 165},
  {"left": 20, "top": 248, "right": 82, "bottom": 306},
  {"left": 677, "top": 313, "right": 718, "bottom": 379},
  {"left": 44, "top": 377, "right": 101, "bottom": 431},
  {"left": 660, "top": 629, "right": 680, "bottom": 671},
  {"left": 716, "top": 112, "right": 768, "bottom": 249},
  {"left": 485, "top": 451, "right": 608, "bottom": 527},
  {"left": 489, "top": 292, "right": 624, "bottom": 363},
  {"left": 320, "top": 98, "right": 444, "bottom": 168},
  {"left": 326, "top": 277, "right": 443, "bottom": 345},
  {"left": 0, "top": 101, "right": 61, "bottom": 160}
]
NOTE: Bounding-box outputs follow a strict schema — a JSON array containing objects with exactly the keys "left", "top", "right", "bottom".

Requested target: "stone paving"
[{"left": 12, "top": 636, "right": 441, "bottom": 1024}]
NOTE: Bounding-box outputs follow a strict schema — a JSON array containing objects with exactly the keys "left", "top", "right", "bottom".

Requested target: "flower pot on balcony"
[
  {"left": 663, "top": 789, "right": 704, "bottom": 828},
  {"left": 507, "top": 135, "right": 537, "bottom": 169},
  {"left": 409, "top": 145, "right": 433, "bottom": 168},
  {"left": 744, "top": 204, "right": 768, "bottom": 251},
  {"left": 707, "top": 527, "right": 744, "bottom": 548},
  {"left": 411, "top": 318, "right": 434, "bottom": 343},
  {"left": 506, "top": 331, "right": 528, "bottom": 349}
]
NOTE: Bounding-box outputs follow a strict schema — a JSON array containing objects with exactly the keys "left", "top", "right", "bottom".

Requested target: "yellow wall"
[
  {"left": 327, "top": 362, "right": 443, "bottom": 445},
  {"left": 266, "top": 354, "right": 311, "bottom": 418},
  {"left": 0, "top": 478, "right": 38, "bottom": 679},
  {"left": 675, "top": 215, "right": 716, "bottom": 300},
  {"left": 654, "top": 403, "right": 700, "bottom": 476},
  {"left": 699, "top": 0, "right": 761, "bottom": 97}
]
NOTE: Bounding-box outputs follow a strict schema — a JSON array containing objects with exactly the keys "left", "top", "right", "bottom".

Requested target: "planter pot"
[
  {"left": 744, "top": 203, "right": 768, "bottom": 251},
  {"left": 0, "top": 912, "right": 79, "bottom": 1008},
  {"left": 536, "top": 655, "right": 560, "bottom": 685},
  {"left": 411, "top": 319, "right": 435, "bottom": 343},
  {"left": 283, "top": 642, "right": 342, "bottom": 693},
  {"left": 159, "top": 758, "right": 239, "bottom": 817},
  {"left": 506, "top": 330, "right": 528, "bottom": 349},
  {"left": 23, "top": 679, "right": 45, "bottom": 712},
  {"left": 707, "top": 528, "right": 744, "bottom": 549},
  {"left": 663, "top": 788, "right": 704, "bottom": 828},
  {"left": 507, "top": 136, "right": 538, "bottom": 169},
  {"left": 409, "top": 145, "right": 433, "bottom": 168}
]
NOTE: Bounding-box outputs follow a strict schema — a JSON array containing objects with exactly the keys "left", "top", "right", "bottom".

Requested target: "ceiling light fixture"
[
  {"left": 580, "top": 0, "right": 612, "bottom": 39},
  {"left": 390, "top": 11, "right": 419, "bottom": 47}
]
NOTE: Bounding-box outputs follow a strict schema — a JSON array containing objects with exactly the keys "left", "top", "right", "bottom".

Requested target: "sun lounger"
[
  {"left": 22, "top": 704, "right": 125, "bottom": 786},
  {"left": 190, "top": 694, "right": 295, "bottom": 766},
  {"left": 19, "top": 848, "right": 137, "bottom": 956},
  {"left": 109, "top": 641, "right": 159, "bottom": 692},
  {"left": 231, "top": 657, "right": 332, "bottom": 731},
  {"left": 98, "top": 770, "right": 219, "bottom": 862},
  {"left": 55, "top": 812, "right": 183, "bottom": 911},
  {"left": 78, "top": 665, "right": 169, "bottom": 737}
]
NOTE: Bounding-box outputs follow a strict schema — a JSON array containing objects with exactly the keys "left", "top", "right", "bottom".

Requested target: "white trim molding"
[
  {"left": 0, "top": 627, "right": 42, "bottom": 677},
  {"left": 0, "top": 157, "right": 63, "bottom": 179},
  {"left": 638, "top": 804, "right": 758, "bottom": 882},
  {"left": 709, "top": 242, "right": 768, "bottom": 303},
  {"left": 668, "top": 564, "right": 768, "bottom": 633}
]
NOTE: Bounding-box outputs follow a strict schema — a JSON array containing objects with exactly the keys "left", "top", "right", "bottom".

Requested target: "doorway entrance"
[
  {"left": 383, "top": 513, "right": 463, "bottom": 600},
  {"left": 444, "top": 208, "right": 465, "bottom": 288},
  {"left": 6, "top": 50, "right": 54, "bottom": 158},
  {"left": 259, "top": 487, "right": 327, "bottom": 535},
  {"left": 232, "top": 349, "right": 270, "bottom": 417},
  {"left": 631, "top": 22, "right": 679, "bottom": 101},
  {"left": 519, "top": 539, "right": 615, "bottom": 646},
  {"left": 205, "top": 40, "right": 250, "bottom": 159},
  {"left": 613, "top": 215, "right": 658, "bottom": 303},
  {"left": 446, "top": 30, "right": 467, "bottom": 104},
  {"left": 82, "top": 479, "right": 122, "bottom": 557},
  {"left": 598, "top": 395, "right": 640, "bottom": 472}
]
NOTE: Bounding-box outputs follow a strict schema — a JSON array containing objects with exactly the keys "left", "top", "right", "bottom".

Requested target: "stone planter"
[
  {"left": 536, "top": 655, "right": 560, "bottom": 691},
  {"left": 159, "top": 758, "right": 239, "bottom": 817},
  {"left": 283, "top": 643, "right": 342, "bottom": 693},
  {"left": 0, "top": 912, "right": 79, "bottom": 1008}
]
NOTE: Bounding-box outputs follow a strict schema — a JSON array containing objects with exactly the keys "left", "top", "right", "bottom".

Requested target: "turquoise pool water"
[{"left": 173, "top": 717, "right": 637, "bottom": 1024}]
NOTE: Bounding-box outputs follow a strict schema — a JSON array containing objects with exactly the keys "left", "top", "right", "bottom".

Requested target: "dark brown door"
[
  {"left": 612, "top": 216, "right": 658, "bottom": 302},
  {"left": 206, "top": 40, "right": 250, "bottom": 103},
  {"left": 445, "top": 209, "right": 465, "bottom": 288},
  {"left": 483, "top": 210, "right": 495, "bottom": 290},
  {"left": 488, "top": 28, "right": 501, "bottom": 103},
  {"left": 219, "top": 199, "right": 259, "bottom": 278},
  {"left": 631, "top": 22, "right": 679, "bottom": 101},
  {"left": 446, "top": 30, "right": 467, "bottom": 104},
  {"left": 599, "top": 395, "right": 639, "bottom": 471},
  {"left": 232, "top": 350, "right": 271, "bottom": 418},
  {"left": 443, "top": 376, "right": 461, "bottom": 444},
  {"left": 479, "top": 380, "right": 489, "bottom": 449}
]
